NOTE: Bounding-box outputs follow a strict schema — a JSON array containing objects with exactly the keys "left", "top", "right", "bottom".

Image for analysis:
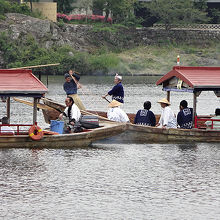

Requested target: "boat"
[
  {"left": 0, "top": 69, "right": 126, "bottom": 148},
  {"left": 40, "top": 66, "right": 220, "bottom": 143},
  {"left": 20, "top": 66, "right": 220, "bottom": 143}
]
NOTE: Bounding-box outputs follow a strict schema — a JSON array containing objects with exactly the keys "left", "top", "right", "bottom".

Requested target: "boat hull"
[
  {"left": 111, "top": 123, "right": 220, "bottom": 143},
  {"left": 0, "top": 122, "right": 126, "bottom": 148}
]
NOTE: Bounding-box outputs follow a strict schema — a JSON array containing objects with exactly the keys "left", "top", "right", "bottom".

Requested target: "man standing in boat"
[
  {"left": 177, "top": 100, "right": 193, "bottom": 129},
  {"left": 63, "top": 69, "right": 86, "bottom": 110},
  {"left": 102, "top": 74, "right": 124, "bottom": 103}
]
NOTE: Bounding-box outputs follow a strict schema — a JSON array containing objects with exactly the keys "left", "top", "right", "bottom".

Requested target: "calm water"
[{"left": 1, "top": 75, "right": 220, "bottom": 219}]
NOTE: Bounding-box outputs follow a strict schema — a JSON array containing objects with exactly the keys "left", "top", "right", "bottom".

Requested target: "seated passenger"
[
  {"left": 134, "top": 101, "right": 156, "bottom": 126},
  {"left": 177, "top": 100, "right": 193, "bottom": 129},
  {"left": 1, "top": 117, "right": 14, "bottom": 134},
  {"left": 205, "top": 108, "right": 220, "bottom": 130},
  {"left": 59, "top": 96, "right": 81, "bottom": 125},
  {"left": 107, "top": 100, "right": 129, "bottom": 123},
  {"left": 156, "top": 98, "right": 177, "bottom": 128}
]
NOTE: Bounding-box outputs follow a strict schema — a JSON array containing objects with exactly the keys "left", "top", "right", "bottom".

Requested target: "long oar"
[
  {"left": 80, "top": 110, "right": 114, "bottom": 122},
  {"left": 103, "top": 97, "right": 110, "bottom": 103},
  {"left": 13, "top": 97, "right": 54, "bottom": 110},
  {"left": 9, "top": 63, "right": 60, "bottom": 70}
]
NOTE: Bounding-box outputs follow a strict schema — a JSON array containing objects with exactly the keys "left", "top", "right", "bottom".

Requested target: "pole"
[
  {"left": 7, "top": 97, "right": 10, "bottom": 123},
  {"left": 193, "top": 92, "right": 197, "bottom": 128},
  {"left": 167, "top": 91, "right": 170, "bottom": 102},
  {"left": 9, "top": 63, "right": 60, "bottom": 70},
  {"left": 33, "top": 98, "right": 38, "bottom": 124}
]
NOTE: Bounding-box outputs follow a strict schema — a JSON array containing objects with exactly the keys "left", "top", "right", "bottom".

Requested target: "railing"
[
  {"left": 0, "top": 124, "right": 33, "bottom": 135},
  {"left": 153, "top": 24, "right": 220, "bottom": 30},
  {"left": 194, "top": 116, "right": 220, "bottom": 129}
]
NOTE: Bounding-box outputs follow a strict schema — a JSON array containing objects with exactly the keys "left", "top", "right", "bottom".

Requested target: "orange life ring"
[{"left": 29, "top": 125, "right": 43, "bottom": 141}]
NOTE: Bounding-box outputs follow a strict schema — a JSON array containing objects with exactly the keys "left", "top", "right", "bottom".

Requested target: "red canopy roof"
[
  {"left": 0, "top": 69, "right": 48, "bottom": 97},
  {"left": 156, "top": 66, "right": 220, "bottom": 90}
]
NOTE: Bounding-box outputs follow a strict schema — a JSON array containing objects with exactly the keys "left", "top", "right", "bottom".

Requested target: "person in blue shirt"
[
  {"left": 177, "top": 100, "right": 193, "bottom": 129},
  {"left": 102, "top": 74, "right": 124, "bottom": 103},
  {"left": 134, "top": 101, "right": 156, "bottom": 126},
  {"left": 63, "top": 70, "right": 85, "bottom": 110}
]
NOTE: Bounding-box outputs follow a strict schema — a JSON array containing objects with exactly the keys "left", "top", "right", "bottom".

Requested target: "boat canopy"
[
  {"left": 156, "top": 66, "right": 220, "bottom": 93},
  {"left": 0, "top": 69, "right": 48, "bottom": 97}
]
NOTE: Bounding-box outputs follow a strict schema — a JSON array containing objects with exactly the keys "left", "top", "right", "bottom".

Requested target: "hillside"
[{"left": 0, "top": 13, "right": 219, "bottom": 75}]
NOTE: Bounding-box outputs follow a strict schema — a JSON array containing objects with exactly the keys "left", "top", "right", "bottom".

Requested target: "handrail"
[
  {"left": 0, "top": 124, "right": 34, "bottom": 135},
  {"left": 194, "top": 116, "right": 220, "bottom": 129}
]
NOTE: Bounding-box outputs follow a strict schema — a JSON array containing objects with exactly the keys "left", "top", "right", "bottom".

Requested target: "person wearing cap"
[
  {"left": 63, "top": 69, "right": 85, "bottom": 110},
  {"left": 102, "top": 74, "right": 124, "bottom": 103},
  {"left": 156, "top": 98, "right": 177, "bottom": 128},
  {"left": 205, "top": 108, "right": 220, "bottom": 130},
  {"left": 134, "top": 101, "right": 156, "bottom": 126},
  {"left": 177, "top": 100, "right": 193, "bottom": 129},
  {"left": 107, "top": 100, "right": 129, "bottom": 123}
]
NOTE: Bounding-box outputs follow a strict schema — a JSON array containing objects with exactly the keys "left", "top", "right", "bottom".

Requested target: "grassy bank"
[
  {"left": 117, "top": 42, "right": 220, "bottom": 75},
  {"left": 0, "top": 31, "right": 219, "bottom": 75}
]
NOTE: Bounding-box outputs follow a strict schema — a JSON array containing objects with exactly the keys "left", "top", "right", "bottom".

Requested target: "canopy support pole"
[
  {"left": 167, "top": 91, "right": 170, "bottom": 102},
  {"left": 193, "top": 93, "right": 197, "bottom": 128},
  {"left": 33, "top": 98, "right": 38, "bottom": 124},
  {"left": 7, "top": 97, "right": 10, "bottom": 123}
]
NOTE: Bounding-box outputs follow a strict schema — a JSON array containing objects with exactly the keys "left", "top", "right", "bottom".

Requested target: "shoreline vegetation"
[
  {"left": 1, "top": 30, "right": 219, "bottom": 76},
  {"left": 0, "top": 0, "right": 219, "bottom": 76}
]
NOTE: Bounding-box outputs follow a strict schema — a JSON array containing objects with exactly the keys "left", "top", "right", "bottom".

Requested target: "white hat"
[
  {"left": 157, "top": 98, "right": 171, "bottom": 105},
  {"left": 115, "top": 73, "right": 122, "bottom": 81}
]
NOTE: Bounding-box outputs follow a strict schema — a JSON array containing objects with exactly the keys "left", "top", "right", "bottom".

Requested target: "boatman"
[
  {"left": 102, "top": 74, "right": 124, "bottom": 103},
  {"left": 63, "top": 69, "right": 86, "bottom": 110},
  {"left": 177, "top": 100, "right": 193, "bottom": 129}
]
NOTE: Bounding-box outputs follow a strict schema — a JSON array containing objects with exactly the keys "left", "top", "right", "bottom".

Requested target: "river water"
[{"left": 1, "top": 75, "right": 220, "bottom": 219}]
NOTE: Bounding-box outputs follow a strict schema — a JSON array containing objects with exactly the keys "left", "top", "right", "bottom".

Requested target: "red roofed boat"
[
  {"left": 41, "top": 66, "right": 220, "bottom": 143},
  {"left": 0, "top": 69, "right": 126, "bottom": 148}
]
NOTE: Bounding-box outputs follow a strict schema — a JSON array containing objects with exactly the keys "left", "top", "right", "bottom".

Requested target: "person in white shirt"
[
  {"left": 107, "top": 100, "right": 129, "bottom": 123},
  {"left": 1, "top": 117, "right": 14, "bottom": 134},
  {"left": 156, "top": 98, "right": 177, "bottom": 129},
  {"left": 205, "top": 108, "right": 220, "bottom": 130},
  {"left": 59, "top": 96, "right": 81, "bottom": 126}
]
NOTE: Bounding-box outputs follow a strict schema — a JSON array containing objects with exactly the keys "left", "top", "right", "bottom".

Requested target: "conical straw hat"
[
  {"left": 157, "top": 98, "right": 171, "bottom": 105},
  {"left": 108, "top": 100, "right": 122, "bottom": 108}
]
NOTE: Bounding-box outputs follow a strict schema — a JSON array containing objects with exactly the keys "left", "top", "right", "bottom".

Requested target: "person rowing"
[
  {"left": 102, "top": 74, "right": 124, "bottom": 104},
  {"left": 63, "top": 69, "right": 86, "bottom": 110}
]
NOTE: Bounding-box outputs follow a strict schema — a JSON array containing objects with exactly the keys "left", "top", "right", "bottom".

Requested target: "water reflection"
[{"left": 1, "top": 76, "right": 220, "bottom": 219}]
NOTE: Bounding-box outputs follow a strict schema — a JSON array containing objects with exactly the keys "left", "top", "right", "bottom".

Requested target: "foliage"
[
  {"left": 0, "top": 0, "right": 43, "bottom": 19},
  {"left": 145, "top": 0, "right": 209, "bottom": 30},
  {"left": 55, "top": 0, "right": 77, "bottom": 14},
  {"left": 208, "top": 8, "right": 220, "bottom": 24},
  {"left": 57, "top": 13, "right": 112, "bottom": 23},
  {"left": 93, "top": 0, "right": 140, "bottom": 26},
  {"left": 0, "top": 32, "right": 120, "bottom": 75}
]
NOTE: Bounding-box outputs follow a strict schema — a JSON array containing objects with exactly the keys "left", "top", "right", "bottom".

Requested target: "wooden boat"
[
  {"left": 39, "top": 66, "right": 220, "bottom": 143},
  {"left": 0, "top": 69, "right": 126, "bottom": 148},
  {"left": 0, "top": 121, "right": 126, "bottom": 148}
]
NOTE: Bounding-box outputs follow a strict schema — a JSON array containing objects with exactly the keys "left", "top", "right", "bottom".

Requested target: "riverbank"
[{"left": 0, "top": 13, "right": 219, "bottom": 75}]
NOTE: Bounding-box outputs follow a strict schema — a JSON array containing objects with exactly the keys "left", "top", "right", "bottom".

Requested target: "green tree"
[
  {"left": 93, "top": 0, "right": 138, "bottom": 24},
  {"left": 77, "top": 0, "right": 93, "bottom": 22},
  {"left": 146, "top": 0, "right": 209, "bottom": 30},
  {"left": 55, "top": 0, "right": 77, "bottom": 14}
]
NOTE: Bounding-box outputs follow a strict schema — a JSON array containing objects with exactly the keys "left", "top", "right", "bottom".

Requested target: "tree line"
[{"left": 56, "top": 0, "right": 220, "bottom": 29}]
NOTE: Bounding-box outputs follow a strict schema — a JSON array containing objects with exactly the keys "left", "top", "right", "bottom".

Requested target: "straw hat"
[
  {"left": 108, "top": 100, "right": 122, "bottom": 108},
  {"left": 157, "top": 98, "right": 171, "bottom": 105}
]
